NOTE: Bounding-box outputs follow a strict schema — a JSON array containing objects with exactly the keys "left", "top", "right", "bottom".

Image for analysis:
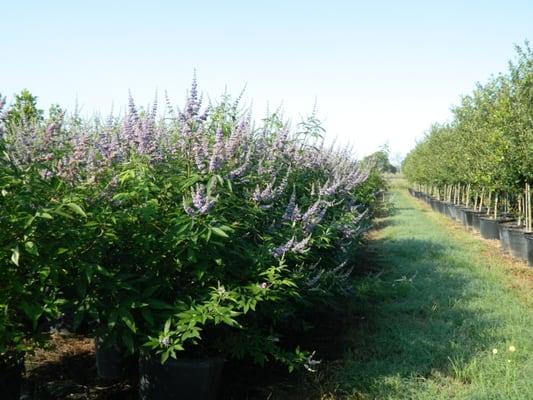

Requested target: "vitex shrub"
[{"left": 0, "top": 80, "right": 380, "bottom": 371}]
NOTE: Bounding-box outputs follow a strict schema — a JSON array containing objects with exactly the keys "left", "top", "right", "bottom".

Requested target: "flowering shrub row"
[
  {"left": 403, "top": 43, "right": 533, "bottom": 228},
  {"left": 0, "top": 81, "right": 381, "bottom": 370}
]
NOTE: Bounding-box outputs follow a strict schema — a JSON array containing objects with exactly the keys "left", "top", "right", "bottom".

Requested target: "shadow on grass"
[
  {"left": 332, "top": 236, "right": 502, "bottom": 397},
  {"left": 371, "top": 218, "right": 398, "bottom": 231},
  {"left": 221, "top": 234, "right": 496, "bottom": 399}
]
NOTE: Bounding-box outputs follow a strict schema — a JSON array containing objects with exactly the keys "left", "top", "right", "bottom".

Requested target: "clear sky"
[{"left": 2, "top": 1, "right": 532, "bottom": 159}]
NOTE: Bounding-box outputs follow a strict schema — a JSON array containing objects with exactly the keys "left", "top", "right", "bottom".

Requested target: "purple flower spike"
[
  {"left": 291, "top": 235, "right": 311, "bottom": 254},
  {"left": 189, "top": 183, "right": 217, "bottom": 215},
  {"left": 282, "top": 188, "right": 301, "bottom": 221},
  {"left": 209, "top": 127, "right": 224, "bottom": 172},
  {"left": 271, "top": 236, "right": 295, "bottom": 258}
]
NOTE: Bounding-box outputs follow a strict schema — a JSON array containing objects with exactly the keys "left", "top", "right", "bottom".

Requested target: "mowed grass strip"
[{"left": 324, "top": 184, "right": 533, "bottom": 400}]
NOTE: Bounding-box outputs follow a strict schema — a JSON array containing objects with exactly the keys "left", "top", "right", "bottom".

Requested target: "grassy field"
[{"left": 300, "top": 180, "right": 533, "bottom": 400}]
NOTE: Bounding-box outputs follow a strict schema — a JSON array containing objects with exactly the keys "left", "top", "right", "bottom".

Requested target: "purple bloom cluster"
[
  {"left": 186, "top": 183, "right": 217, "bottom": 215},
  {"left": 282, "top": 188, "right": 301, "bottom": 222},
  {"left": 209, "top": 127, "right": 224, "bottom": 172},
  {"left": 228, "top": 147, "right": 252, "bottom": 180},
  {"left": 252, "top": 169, "right": 290, "bottom": 204},
  {"left": 301, "top": 198, "right": 331, "bottom": 233},
  {"left": 271, "top": 236, "right": 295, "bottom": 258},
  {"left": 271, "top": 234, "right": 311, "bottom": 258}
]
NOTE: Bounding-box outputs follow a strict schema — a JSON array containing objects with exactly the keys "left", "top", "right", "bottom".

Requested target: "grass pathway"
[{"left": 324, "top": 184, "right": 533, "bottom": 400}]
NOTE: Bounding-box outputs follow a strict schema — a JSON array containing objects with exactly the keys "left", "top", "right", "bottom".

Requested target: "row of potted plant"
[
  {"left": 0, "top": 83, "right": 384, "bottom": 399},
  {"left": 409, "top": 189, "right": 533, "bottom": 266},
  {"left": 402, "top": 42, "right": 533, "bottom": 267}
]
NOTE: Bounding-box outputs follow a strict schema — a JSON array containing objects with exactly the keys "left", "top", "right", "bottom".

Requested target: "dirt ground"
[{"left": 24, "top": 333, "right": 136, "bottom": 400}]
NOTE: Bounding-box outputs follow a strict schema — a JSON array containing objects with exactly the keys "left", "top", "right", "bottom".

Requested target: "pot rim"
[
  {"left": 139, "top": 351, "right": 225, "bottom": 365},
  {"left": 479, "top": 216, "right": 515, "bottom": 222}
]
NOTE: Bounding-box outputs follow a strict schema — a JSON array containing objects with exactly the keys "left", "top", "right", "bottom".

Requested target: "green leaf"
[
  {"left": 38, "top": 266, "right": 51, "bottom": 281},
  {"left": 122, "top": 332, "right": 135, "bottom": 354},
  {"left": 20, "top": 301, "right": 43, "bottom": 330},
  {"left": 219, "top": 225, "right": 235, "bottom": 233},
  {"left": 207, "top": 175, "right": 218, "bottom": 194},
  {"left": 24, "top": 215, "right": 35, "bottom": 229},
  {"left": 210, "top": 227, "right": 229, "bottom": 238},
  {"left": 141, "top": 309, "right": 154, "bottom": 325},
  {"left": 11, "top": 246, "right": 20, "bottom": 266},
  {"left": 164, "top": 319, "right": 171, "bottom": 334},
  {"left": 147, "top": 299, "right": 173, "bottom": 310},
  {"left": 65, "top": 203, "right": 87, "bottom": 218},
  {"left": 51, "top": 209, "right": 74, "bottom": 219},
  {"left": 24, "top": 241, "right": 39, "bottom": 256},
  {"left": 36, "top": 211, "right": 53, "bottom": 219}
]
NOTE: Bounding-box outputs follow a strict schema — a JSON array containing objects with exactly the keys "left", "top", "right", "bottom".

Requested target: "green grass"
[{"left": 309, "top": 182, "right": 533, "bottom": 400}]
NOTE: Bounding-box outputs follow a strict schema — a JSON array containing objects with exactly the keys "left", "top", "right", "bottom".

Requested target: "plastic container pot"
[
  {"left": 499, "top": 223, "right": 513, "bottom": 253},
  {"left": 95, "top": 337, "right": 137, "bottom": 381},
  {"left": 526, "top": 234, "right": 533, "bottom": 267},
  {"left": 480, "top": 217, "right": 514, "bottom": 240},
  {"left": 0, "top": 354, "right": 24, "bottom": 400},
  {"left": 471, "top": 212, "right": 486, "bottom": 232},
  {"left": 448, "top": 204, "right": 458, "bottom": 220},
  {"left": 139, "top": 354, "right": 224, "bottom": 400},
  {"left": 463, "top": 209, "right": 477, "bottom": 229},
  {"left": 442, "top": 203, "right": 453, "bottom": 218},
  {"left": 507, "top": 228, "right": 528, "bottom": 260},
  {"left": 480, "top": 217, "right": 500, "bottom": 240},
  {"left": 457, "top": 208, "right": 470, "bottom": 226},
  {"left": 139, "top": 353, "right": 224, "bottom": 400}
]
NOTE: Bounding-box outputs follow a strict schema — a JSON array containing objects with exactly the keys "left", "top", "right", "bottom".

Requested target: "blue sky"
[{"left": 2, "top": 1, "right": 532, "bottom": 159}]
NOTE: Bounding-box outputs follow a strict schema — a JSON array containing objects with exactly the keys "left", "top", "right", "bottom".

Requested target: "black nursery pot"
[
  {"left": 507, "top": 228, "right": 528, "bottom": 261},
  {"left": 480, "top": 217, "right": 514, "bottom": 240},
  {"left": 463, "top": 209, "right": 477, "bottom": 229},
  {"left": 0, "top": 354, "right": 24, "bottom": 400},
  {"left": 95, "top": 337, "right": 137, "bottom": 380},
  {"left": 442, "top": 203, "right": 453, "bottom": 218},
  {"left": 526, "top": 234, "right": 533, "bottom": 267},
  {"left": 139, "top": 353, "right": 224, "bottom": 400},
  {"left": 457, "top": 208, "right": 470, "bottom": 226},
  {"left": 471, "top": 212, "right": 486, "bottom": 231},
  {"left": 499, "top": 223, "right": 513, "bottom": 253},
  {"left": 449, "top": 204, "right": 458, "bottom": 220}
]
